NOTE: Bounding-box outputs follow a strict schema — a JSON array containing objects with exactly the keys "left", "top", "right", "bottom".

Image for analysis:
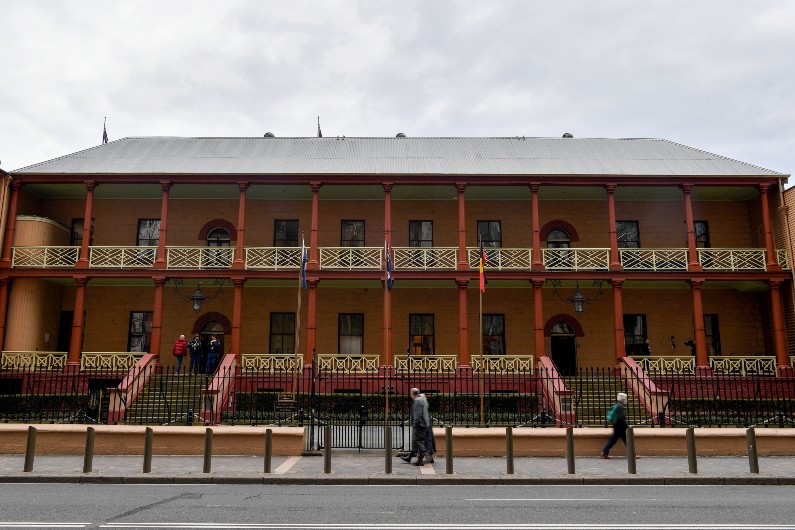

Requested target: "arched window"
[
  {"left": 546, "top": 229, "right": 571, "bottom": 249},
  {"left": 207, "top": 228, "right": 231, "bottom": 247},
  {"left": 550, "top": 322, "right": 575, "bottom": 335}
]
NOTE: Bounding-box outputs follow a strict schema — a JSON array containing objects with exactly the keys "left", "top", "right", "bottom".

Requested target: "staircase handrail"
[
  {"left": 106, "top": 353, "right": 158, "bottom": 424},
  {"left": 536, "top": 356, "right": 576, "bottom": 426},
  {"left": 619, "top": 357, "right": 670, "bottom": 425},
  {"left": 201, "top": 354, "right": 238, "bottom": 424}
]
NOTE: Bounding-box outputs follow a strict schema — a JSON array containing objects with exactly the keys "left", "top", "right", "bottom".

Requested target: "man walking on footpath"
[
  {"left": 172, "top": 334, "right": 188, "bottom": 374},
  {"left": 401, "top": 388, "right": 431, "bottom": 466},
  {"left": 601, "top": 392, "right": 628, "bottom": 459}
]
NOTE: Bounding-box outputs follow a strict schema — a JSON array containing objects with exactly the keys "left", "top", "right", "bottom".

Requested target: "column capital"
[
  {"left": 455, "top": 183, "right": 467, "bottom": 194},
  {"left": 160, "top": 181, "right": 173, "bottom": 192},
  {"left": 84, "top": 180, "right": 97, "bottom": 192},
  {"left": 768, "top": 278, "right": 785, "bottom": 289},
  {"left": 680, "top": 183, "right": 694, "bottom": 194},
  {"left": 10, "top": 180, "right": 22, "bottom": 192},
  {"left": 530, "top": 278, "right": 545, "bottom": 288},
  {"left": 237, "top": 181, "right": 250, "bottom": 193},
  {"left": 232, "top": 277, "right": 247, "bottom": 288},
  {"left": 610, "top": 278, "right": 625, "bottom": 288},
  {"left": 310, "top": 181, "right": 322, "bottom": 193},
  {"left": 382, "top": 182, "right": 394, "bottom": 193},
  {"left": 604, "top": 183, "right": 617, "bottom": 194},
  {"left": 455, "top": 278, "right": 470, "bottom": 288},
  {"left": 758, "top": 183, "right": 770, "bottom": 194},
  {"left": 306, "top": 278, "right": 320, "bottom": 288},
  {"left": 688, "top": 278, "right": 705, "bottom": 289},
  {"left": 153, "top": 276, "right": 167, "bottom": 286},
  {"left": 529, "top": 182, "right": 540, "bottom": 193},
  {"left": 73, "top": 275, "right": 89, "bottom": 287}
]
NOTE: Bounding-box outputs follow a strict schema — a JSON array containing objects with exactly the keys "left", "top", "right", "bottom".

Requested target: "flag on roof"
[
  {"left": 317, "top": 116, "right": 322, "bottom": 138},
  {"left": 102, "top": 117, "right": 108, "bottom": 145}
]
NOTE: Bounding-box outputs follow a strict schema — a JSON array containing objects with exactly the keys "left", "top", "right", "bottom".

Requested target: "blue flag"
[
  {"left": 301, "top": 237, "right": 308, "bottom": 289},
  {"left": 386, "top": 241, "right": 393, "bottom": 290}
]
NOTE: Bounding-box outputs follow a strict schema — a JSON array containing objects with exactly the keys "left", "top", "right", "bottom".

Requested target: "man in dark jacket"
[
  {"left": 205, "top": 334, "right": 221, "bottom": 376},
  {"left": 401, "top": 388, "right": 431, "bottom": 466},
  {"left": 172, "top": 334, "right": 188, "bottom": 374},
  {"left": 601, "top": 392, "right": 628, "bottom": 458},
  {"left": 187, "top": 334, "right": 203, "bottom": 375}
]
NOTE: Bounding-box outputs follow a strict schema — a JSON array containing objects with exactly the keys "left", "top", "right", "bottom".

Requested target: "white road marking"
[
  {"left": 97, "top": 524, "right": 795, "bottom": 529},
  {"left": 273, "top": 455, "right": 301, "bottom": 474},
  {"left": 0, "top": 524, "right": 88, "bottom": 528}
]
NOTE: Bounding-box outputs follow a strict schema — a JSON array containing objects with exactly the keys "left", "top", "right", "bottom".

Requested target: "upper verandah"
[{"left": 12, "top": 136, "right": 787, "bottom": 178}]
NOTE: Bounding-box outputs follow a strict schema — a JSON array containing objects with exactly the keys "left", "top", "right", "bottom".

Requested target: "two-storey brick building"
[{"left": 1, "top": 135, "right": 792, "bottom": 378}]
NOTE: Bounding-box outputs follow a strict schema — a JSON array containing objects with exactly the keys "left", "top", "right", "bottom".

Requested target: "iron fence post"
[{"left": 23, "top": 426, "right": 36, "bottom": 473}]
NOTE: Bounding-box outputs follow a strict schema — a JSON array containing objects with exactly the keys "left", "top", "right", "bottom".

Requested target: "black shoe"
[
  {"left": 400, "top": 455, "right": 412, "bottom": 463},
  {"left": 426, "top": 456, "right": 434, "bottom": 463},
  {"left": 413, "top": 458, "right": 426, "bottom": 466}
]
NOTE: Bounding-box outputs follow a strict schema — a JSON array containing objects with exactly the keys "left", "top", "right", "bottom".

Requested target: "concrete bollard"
[
  {"left": 384, "top": 426, "right": 392, "bottom": 475},
  {"left": 445, "top": 426, "right": 453, "bottom": 475},
  {"left": 506, "top": 426, "right": 514, "bottom": 475},
  {"left": 565, "top": 427, "right": 575, "bottom": 474},
  {"left": 143, "top": 427, "right": 153, "bottom": 473},
  {"left": 323, "top": 425, "right": 332, "bottom": 474},
  {"left": 83, "top": 426, "right": 95, "bottom": 474},
  {"left": 23, "top": 426, "right": 37, "bottom": 473},
  {"left": 263, "top": 429, "right": 273, "bottom": 474},
  {"left": 203, "top": 428, "right": 213, "bottom": 473},
  {"left": 626, "top": 427, "right": 637, "bottom": 474},
  {"left": 686, "top": 427, "right": 698, "bottom": 474},
  {"left": 746, "top": 427, "right": 759, "bottom": 474}
]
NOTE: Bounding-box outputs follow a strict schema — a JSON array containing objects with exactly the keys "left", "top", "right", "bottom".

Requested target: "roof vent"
[
  {"left": 264, "top": 132, "right": 275, "bottom": 138},
  {"left": 562, "top": 133, "right": 574, "bottom": 138},
  {"left": 396, "top": 133, "right": 406, "bottom": 138}
]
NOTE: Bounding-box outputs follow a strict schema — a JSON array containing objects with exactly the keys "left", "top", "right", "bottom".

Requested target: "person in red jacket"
[{"left": 173, "top": 334, "right": 188, "bottom": 374}]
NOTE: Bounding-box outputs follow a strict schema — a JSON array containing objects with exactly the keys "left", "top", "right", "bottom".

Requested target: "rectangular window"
[
  {"left": 274, "top": 220, "right": 299, "bottom": 247},
  {"left": 269, "top": 312, "right": 296, "bottom": 354},
  {"left": 409, "top": 314, "right": 435, "bottom": 355},
  {"left": 127, "top": 312, "right": 153, "bottom": 353},
  {"left": 694, "top": 221, "right": 710, "bottom": 248},
  {"left": 137, "top": 219, "right": 161, "bottom": 246},
  {"left": 341, "top": 220, "right": 365, "bottom": 247},
  {"left": 70, "top": 218, "right": 95, "bottom": 247},
  {"left": 339, "top": 313, "right": 364, "bottom": 355},
  {"left": 623, "top": 314, "right": 647, "bottom": 356},
  {"left": 704, "top": 314, "right": 721, "bottom": 356},
  {"left": 616, "top": 220, "right": 640, "bottom": 248},
  {"left": 482, "top": 314, "right": 505, "bottom": 356},
  {"left": 409, "top": 221, "right": 433, "bottom": 247},
  {"left": 477, "top": 221, "right": 502, "bottom": 248}
]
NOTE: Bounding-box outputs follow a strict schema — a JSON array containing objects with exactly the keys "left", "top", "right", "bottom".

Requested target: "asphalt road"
[{"left": 0, "top": 483, "right": 794, "bottom": 528}]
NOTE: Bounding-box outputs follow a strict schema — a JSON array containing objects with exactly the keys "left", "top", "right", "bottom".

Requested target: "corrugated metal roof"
[{"left": 13, "top": 136, "right": 785, "bottom": 177}]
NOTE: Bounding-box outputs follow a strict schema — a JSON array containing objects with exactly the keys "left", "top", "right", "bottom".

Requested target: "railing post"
[
  {"left": 565, "top": 427, "right": 575, "bottom": 474},
  {"left": 746, "top": 427, "right": 759, "bottom": 474},
  {"left": 83, "top": 426, "right": 95, "bottom": 473},
  {"left": 384, "top": 426, "right": 392, "bottom": 475},
  {"left": 143, "top": 427, "right": 153, "bottom": 473},
  {"left": 23, "top": 426, "right": 37, "bottom": 472},
  {"left": 264, "top": 428, "right": 273, "bottom": 474},
  {"left": 626, "top": 427, "right": 637, "bottom": 474},
  {"left": 323, "top": 425, "right": 332, "bottom": 474},
  {"left": 203, "top": 428, "right": 213, "bottom": 473},
  {"left": 686, "top": 427, "right": 697, "bottom": 474},
  {"left": 445, "top": 426, "right": 453, "bottom": 475},
  {"left": 506, "top": 426, "right": 514, "bottom": 475}
]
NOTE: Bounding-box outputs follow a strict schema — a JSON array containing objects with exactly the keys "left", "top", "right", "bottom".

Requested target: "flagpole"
[
  {"left": 293, "top": 232, "right": 305, "bottom": 402},
  {"left": 384, "top": 240, "right": 389, "bottom": 430},
  {"left": 479, "top": 236, "right": 484, "bottom": 427}
]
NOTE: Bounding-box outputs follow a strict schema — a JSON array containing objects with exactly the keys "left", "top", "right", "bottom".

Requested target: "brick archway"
[
  {"left": 540, "top": 220, "right": 580, "bottom": 243},
  {"left": 192, "top": 311, "right": 232, "bottom": 336},
  {"left": 544, "top": 314, "right": 585, "bottom": 337},
  {"left": 198, "top": 219, "right": 237, "bottom": 242}
]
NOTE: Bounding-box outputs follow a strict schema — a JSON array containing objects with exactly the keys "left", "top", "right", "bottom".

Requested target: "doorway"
[{"left": 550, "top": 321, "right": 577, "bottom": 376}]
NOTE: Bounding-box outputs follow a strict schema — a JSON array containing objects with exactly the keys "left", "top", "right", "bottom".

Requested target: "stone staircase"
[
  {"left": 564, "top": 373, "right": 648, "bottom": 426},
  {"left": 125, "top": 374, "right": 209, "bottom": 425}
]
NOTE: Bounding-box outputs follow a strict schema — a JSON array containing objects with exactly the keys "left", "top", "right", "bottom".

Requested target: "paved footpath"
[{"left": 0, "top": 453, "right": 793, "bottom": 485}]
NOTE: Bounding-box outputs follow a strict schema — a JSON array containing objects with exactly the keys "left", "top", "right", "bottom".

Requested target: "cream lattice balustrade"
[
  {"left": 699, "top": 249, "right": 766, "bottom": 270},
  {"left": 166, "top": 247, "right": 235, "bottom": 269},
  {"left": 777, "top": 249, "right": 790, "bottom": 269},
  {"left": 635, "top": 356, "right": 696, "bottom": 375},
  {"left": 1, "top": 351, "right": 67, "bottom": 370},
  {"left": 393, "top": 247, "right": 457, "bottom": 270},
  {"left": 316, "top": 354, "right": 380, "bottom": 372},
  {"left": 710, "top": 356, "right": 777, "bottom": 376},
  {"left": 466, "top": 248, "right": 532, "bottom": 270},
  {"left": 240, "top": 354, "right": 303, "bottom": 372},
  {"left": 472, "top": 355, "right": 534, "bottom": 373},
  {"left": 619, "top": 249, "right": 688, "bottom": 271},
  {"left": 80, "top": 352, "right": 144, "bottom": 370},
  {"left": 319, "top": 248, "right": 382, "bottom": 270},
  {"left": 244, "top": 247, "right": 302, "bottom": 270},
  {"left": 394, "top": 355, "right": 458, "bottom": 373},
  {"left": 12, "top": 247, "right": 79, "bottom": 268},
  {"left": 89, "top": 247, "right": 156, "bottom": 268},
  {"left": 542, "top": 248, "right": 610, "bottom": 270}
]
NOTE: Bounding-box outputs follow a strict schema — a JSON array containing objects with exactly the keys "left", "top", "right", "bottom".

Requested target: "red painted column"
[
  {"left": 456, "top": 183, "right": 468, "bottom": 270},
  {"left": 605, "top": 184, "right": 622, "bottom": 271},
  {"left": 68, "top": 276, "right": 89, "bottom": 366},
  {"left": 682, "top": 184, "right": 702, "bottom": 271},
  {"left": 456, "top": 279, "right": 470, "bottom": 366},
  {"left": 530, "top": 183, "right": 543, "bottom": 269},
  {"left": 689, "top": 279, "right": 709, "bottom": 367},
  {"left": 611, "top": 279, "right": 625, "bottom": 359},
  {"left": 150, "top": 276, "right": 165, "bottom": 358},
  {"left": 531, "top": 279, "right": 545, "bottom": 358},
  {"left": 768, "top": 279, "right": 789, "bottom": 369},
  {"left": 0, "top": 278, "right": 9, "bottom": 350},
  {"left": 74, "top": 182, "right": 97, "bottom": 268},
  {"left": 308, "top": 182, "right": 321, "bottom": 270},
  {"left": 231, "top": 277, "right": 245, "bottom": 359},
  {"left": 305, "top": 279, "right": 318, "bottom": 364},
  {"left": 233, "top": 182, "right": 249, "bottom": 270},
  {"left": 154, "top": 181, "right": 171, "bottom": 268},
  {"left": 759, "top": 184, "right": 781, "bottom": 271},
  {"left": 0, "top": 181, "right": 21, "bottom": 268},
  {"left": 382, "top": 182, "right": 393, "bottom": 367}
]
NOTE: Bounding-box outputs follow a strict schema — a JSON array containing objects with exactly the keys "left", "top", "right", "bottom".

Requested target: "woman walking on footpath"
[{"left": 601, "top": 392, "right": 628, "bottom": 459}]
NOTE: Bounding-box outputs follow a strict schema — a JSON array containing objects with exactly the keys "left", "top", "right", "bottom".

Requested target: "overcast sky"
[{"left": 1, "top": 1, "right": 793, "bottom": 180}]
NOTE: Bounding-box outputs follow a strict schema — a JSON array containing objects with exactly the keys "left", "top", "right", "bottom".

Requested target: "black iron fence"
[{"left": 0, "top": 364, "right": 793, "bottom": 434}]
